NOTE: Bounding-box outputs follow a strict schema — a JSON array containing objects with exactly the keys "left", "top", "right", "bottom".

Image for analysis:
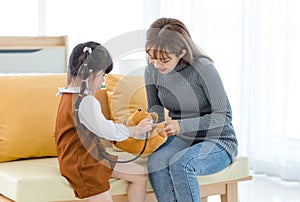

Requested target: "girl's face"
[
  {"left": 95, "top": 71, "right": 106, "bottom": 90},
  {"left": 89, "top": 70, "right": 105, "bottom": 91},
  {"left": 147, "top": 49, "right": 186, "bottom": 74}
]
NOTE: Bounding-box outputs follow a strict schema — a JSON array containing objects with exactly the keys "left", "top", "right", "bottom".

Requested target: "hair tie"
[{"left": 83, "top": 46, "right": 92, "bottom": 54}]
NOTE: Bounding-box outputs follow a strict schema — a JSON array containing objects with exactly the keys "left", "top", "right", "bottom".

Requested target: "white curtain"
[
  {"left": 145, "top": 0, "right": 300, "bottom": 182},
  {"left": 241, "top": 0, "right": 300, "bottom": 181}
]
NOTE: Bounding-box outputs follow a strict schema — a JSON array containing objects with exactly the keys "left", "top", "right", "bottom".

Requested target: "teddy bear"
[{"left": 112, "top": 108, "right": 168, "bottom": 157}]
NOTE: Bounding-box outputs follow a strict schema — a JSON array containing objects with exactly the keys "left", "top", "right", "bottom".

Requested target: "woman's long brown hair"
[{"left": 145, "top": 18, "right": 212, "bottom": 65}]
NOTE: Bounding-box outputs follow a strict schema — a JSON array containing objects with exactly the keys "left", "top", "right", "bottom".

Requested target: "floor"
[{"left": 208, "top": 174, "right": 300, "bottom": 202}]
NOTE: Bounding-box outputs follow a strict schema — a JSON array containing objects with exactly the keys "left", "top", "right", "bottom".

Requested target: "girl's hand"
[
  {"left": 128, "top": 118, "right": 153, "bottom": 139},
  {"left": 164, "top": 120, "right": 180, "bottom": 136}
]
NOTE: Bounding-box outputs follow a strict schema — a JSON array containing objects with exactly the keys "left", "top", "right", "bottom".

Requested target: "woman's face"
[{"left": 147, "top": 49, "right": 186, "bottom": 74}]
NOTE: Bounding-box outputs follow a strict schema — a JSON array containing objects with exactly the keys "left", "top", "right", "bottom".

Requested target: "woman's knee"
[
  {"left": 148, "top": 152, "right": 170, "bottom": 173},
  {"left": 168, "top": 148, "right": 197, "bottom": 175}
]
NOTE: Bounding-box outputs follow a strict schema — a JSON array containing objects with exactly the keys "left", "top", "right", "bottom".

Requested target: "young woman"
[
  {"left": 144, "top": 18, "right": 238, "bottom": 202},
  {"left": 55, "top": 41, "right": 152, "bottom": 202}
]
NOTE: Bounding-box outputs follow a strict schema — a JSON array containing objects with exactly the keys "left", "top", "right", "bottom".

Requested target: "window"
[{"left": 0, "top": 0, "right": 39, "bottom": 35}]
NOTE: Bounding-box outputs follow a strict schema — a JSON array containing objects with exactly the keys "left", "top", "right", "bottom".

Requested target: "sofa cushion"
[
  {"left": 105, "top": 74, "right": 147, "bottom": 123},
  {"left": 0, "top": 74, "right": 67, "bottom": 162},
  {"left": 0, "top": 154, "right": 250, "bottom": 202},
  {"left": 0, "top": 149, "right": 153, "bottom": 202}
]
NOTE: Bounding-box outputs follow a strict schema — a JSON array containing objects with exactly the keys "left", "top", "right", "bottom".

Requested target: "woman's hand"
[
  {"left": 164, "top": 120, "right": 180, "bottom": 136},
  {"left": 128, "top": 118, "right": 153, "bottom": 139}
]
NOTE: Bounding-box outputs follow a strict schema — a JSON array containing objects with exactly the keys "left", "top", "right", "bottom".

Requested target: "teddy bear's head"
[
  {"left": 112, "top": 108, "right": 167, "bottom": 157},
  {"left": 125, "top": 108, "right": 157, "bottom": 126}
]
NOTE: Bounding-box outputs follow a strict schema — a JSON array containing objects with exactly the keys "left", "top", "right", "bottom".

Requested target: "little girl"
[{"left": 55, "top": 41, "right": 152, "bottom": 202}]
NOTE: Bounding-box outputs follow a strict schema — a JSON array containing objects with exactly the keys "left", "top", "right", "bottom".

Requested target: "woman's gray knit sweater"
[{"left": 144, "top": 57, "right": 238, "bottom": 161}]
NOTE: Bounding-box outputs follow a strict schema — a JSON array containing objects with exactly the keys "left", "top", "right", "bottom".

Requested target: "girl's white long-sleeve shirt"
[{"left": 57, "top": 87, "right": 129, "bottom": 141}]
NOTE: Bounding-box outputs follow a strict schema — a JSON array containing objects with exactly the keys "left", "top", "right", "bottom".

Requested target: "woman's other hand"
[{"left": 164, "top": 120, "right": 180, "bottom": 136}]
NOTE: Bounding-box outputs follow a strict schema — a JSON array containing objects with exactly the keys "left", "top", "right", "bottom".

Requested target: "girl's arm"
[{"left": 78, "top": 95, "right": 152, "bottom": 141}]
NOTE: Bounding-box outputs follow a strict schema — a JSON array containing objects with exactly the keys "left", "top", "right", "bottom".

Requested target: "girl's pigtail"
[{"left": 74, "top": 47, "right": 91, "bottom": 114}]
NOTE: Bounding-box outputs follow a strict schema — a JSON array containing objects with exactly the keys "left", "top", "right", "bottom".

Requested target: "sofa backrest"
[
  {"left": 0, "top": 73, "right": 111, "bottom": 162},
  {"left": 95, "top": 88, "right": 111, "bottom": 120},
  {"left": 0, "top": 74, "right": 65, "bottom": 162},
  {"left": 0, "top": 73, "right": 147, "bottom": 162}
]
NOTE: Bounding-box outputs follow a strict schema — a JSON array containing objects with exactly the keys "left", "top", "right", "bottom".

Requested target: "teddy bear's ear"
[
  {"left": 125, "top": 118, "right": 135, "bottom": 126},
  {"left": 150, "top": 112, "right": 158, "bottom": 122}
]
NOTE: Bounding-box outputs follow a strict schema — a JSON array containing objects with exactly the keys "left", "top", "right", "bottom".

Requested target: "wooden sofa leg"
[
  {"left": 0, "top": 194, "right": 14, "bottom": 202},
  {"left": 220, "top": 182, "right": 238, "bottom": 202}
]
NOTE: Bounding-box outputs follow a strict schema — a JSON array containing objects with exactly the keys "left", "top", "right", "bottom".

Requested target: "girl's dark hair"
[
  {"left": 145, "top": 18, "right": 212, "bottom": 65},
  {"left": 68, "top": 41, "right": 113, "bottom": 84},
  {"left": 71, "top": 41, "right": 113, "bottom": 111}
]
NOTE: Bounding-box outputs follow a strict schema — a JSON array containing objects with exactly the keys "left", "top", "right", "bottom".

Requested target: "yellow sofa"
[{"left": 0, "top": 73, "right": 251, "bottom": 202}]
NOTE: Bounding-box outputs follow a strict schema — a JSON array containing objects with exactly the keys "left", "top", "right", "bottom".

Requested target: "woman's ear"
[{"left": 179, "top": 49, "right": 187, "bottom": 58}]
